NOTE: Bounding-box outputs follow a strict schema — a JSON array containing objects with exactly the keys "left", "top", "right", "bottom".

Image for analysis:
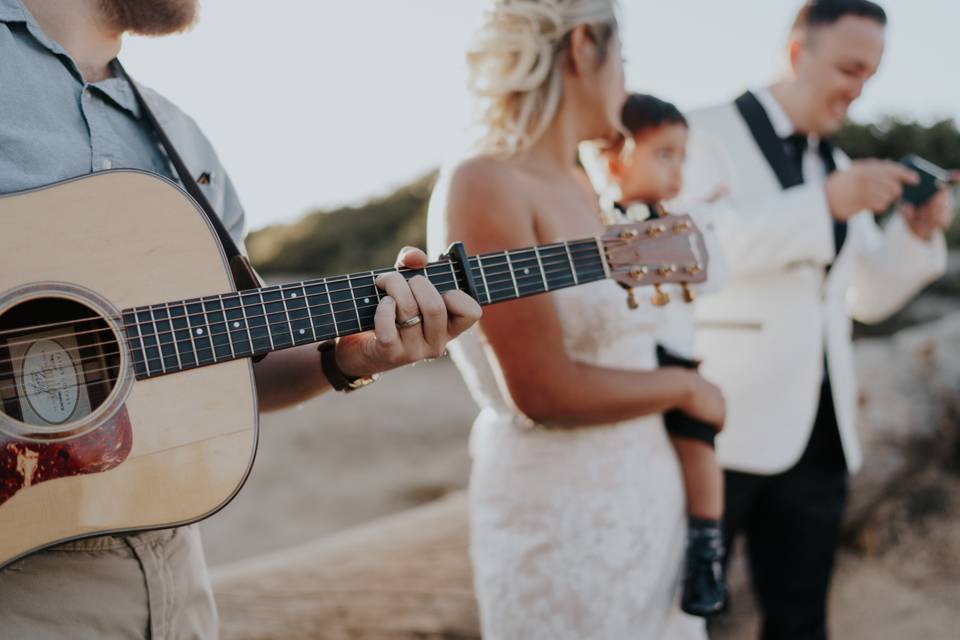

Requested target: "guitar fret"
[
  {"left": 447, "top": 261, "right": 459, "bottom": 293},
  {"left": 475, "top": 256, "right": 492, "bottom": 304},
  {"left": 203, "top": 297, "right": 232, "bottom": 362},
  {"left": 350, "top": 278, "right": 362, "bottom": 328},
  {"left": 240, "top": 291, "right": 272, "bottom": 353},
  {"left": 239, "top": 295, "right": 255, "bottom": 351},
  {"left": 301, "top": 283, "right": 318, "bottom": 343},
  {"left": 136, "top": 309, "right": 161, "bottom": 375},
  {"left": 185, "top": 300, "right": 214, "bottom": 366},
  {"left": 563, "top": 241, "right": 579, "bottom": 285},
  {"left": 328, "top": 277, "right": 361, "bottom": 335},
  {"left": 147, "top": 307, "right": 168, "bottom": 374},
  {"left": 218, "top": 295, "right": 236, "bottom": 360},
  {"left": 503, "top": 251, "right": 520, "bottom": 299},
  {"left": 357, "top": 272, "right": 379, "bottom": 331},
  {"left": 533, "top": 246, "right": 549, "bottom": 291},
  {"left": 304, "top": 278, "right": 338, "bottom": 340},
  {"left": 123, "top": 310, "right": 149, "bottom": 378},
  {"left": 322, "top": 279, "right": 339, "bottom": 337},
  {"left": 286, "top": 284, "right": 315, "bottom": 345},
  {"left": 163, "top": 303, "right": 183, "bottom": 371},
  {"left": 280, "top": 286, "right": 298, "bottom": 345},
  {"left": 152, "top": 305, "right": 179, "bottom": 373},
  {"left": 222, "top": 294, "right": 253, "bottom": 359},
  {"left": 167, "top": 303, "right": 195, "bottom": 369},
  {"left": 261, "top": 291, "right": 275, "bottom": 350},
  {"left": 261, "top": 288, "right": 293, "bottom": 350}
]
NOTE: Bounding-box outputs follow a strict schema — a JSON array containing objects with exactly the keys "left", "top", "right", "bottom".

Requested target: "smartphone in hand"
[{"left": 899, "top": 154, "right": 950, "bottom": 206}]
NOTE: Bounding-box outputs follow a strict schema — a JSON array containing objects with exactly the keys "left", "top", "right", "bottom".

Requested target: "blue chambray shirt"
[{"left": 0, "top": 0, "right": 247, "bottom": 248}]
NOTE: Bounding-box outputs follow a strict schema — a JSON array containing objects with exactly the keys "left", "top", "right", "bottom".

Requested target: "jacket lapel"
[{"left": 734, "top": 91, "right": 803, "bottom": 189}]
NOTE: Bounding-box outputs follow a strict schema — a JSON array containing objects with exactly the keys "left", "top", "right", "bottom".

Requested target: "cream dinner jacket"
[{"left": 682, "top": 99, "right": 947, "bottom": 475}]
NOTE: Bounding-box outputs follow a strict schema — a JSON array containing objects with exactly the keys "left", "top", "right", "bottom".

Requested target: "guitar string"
[
  {"left": 0, "top": 245, "right": 611, "bottom": 355},
  {"left": 0, "top": 268, "right": 609, "bottom": 398},
  {"left": 0, "top": 255, "right": 617, "bottom": 390},
  {"left": 0, "top": 242, "right": 607, "bottom": 339},
  {"left": 0, "top": 235, "right": 696, "bottom": 387},
  {"left": 0, "top": 246, "right": 607, "bottom": 357},
  {"left": 0, "top": 257, "right": 610, "bottom": 384}
]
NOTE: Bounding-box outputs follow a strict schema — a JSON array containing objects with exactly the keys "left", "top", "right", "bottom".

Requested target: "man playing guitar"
[{"left": 0, "top": 0, "right": 481, "bottom": 636}]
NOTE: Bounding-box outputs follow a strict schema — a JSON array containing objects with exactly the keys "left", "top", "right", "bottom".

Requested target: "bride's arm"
[{"left": 442, "top": 158, "right": 724, "bottom": 430}]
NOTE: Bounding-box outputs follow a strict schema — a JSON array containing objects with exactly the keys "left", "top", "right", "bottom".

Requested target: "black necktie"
[
  {"left": 783, "top": 133, "right": 846, "bottom": 256},
  {"left": 783, "top": 133, "right": 808, "bottom": 183}
]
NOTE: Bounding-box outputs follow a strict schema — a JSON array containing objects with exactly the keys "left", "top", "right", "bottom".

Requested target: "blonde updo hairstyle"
[{"left": 468, "top": 0, "right": 620, "bottom": 156}]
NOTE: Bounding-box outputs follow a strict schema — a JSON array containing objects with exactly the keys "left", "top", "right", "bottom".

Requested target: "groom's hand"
[
  {"left": 333, "top": 247, "right": 482, "bottom": 377},
  {"left": 900, "top": 185, "right": 955, "bottom": 242}
]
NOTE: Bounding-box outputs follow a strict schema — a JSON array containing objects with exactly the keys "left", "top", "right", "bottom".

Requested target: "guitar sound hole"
[{"left": 0, "top": 298, "right": 121, "bottom": 430}]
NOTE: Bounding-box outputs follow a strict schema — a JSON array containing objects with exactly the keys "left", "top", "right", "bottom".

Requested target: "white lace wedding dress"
[{"left": 445, "top": 279, "right": 705, "bottom": 640}]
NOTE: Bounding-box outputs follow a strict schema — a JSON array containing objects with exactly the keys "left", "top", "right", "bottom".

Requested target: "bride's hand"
[{"left": 679, "top": 373, "right": 726, "bottom": 431}]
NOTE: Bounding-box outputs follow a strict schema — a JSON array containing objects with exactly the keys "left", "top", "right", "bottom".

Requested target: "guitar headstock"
[{"left": 600, "top": 214, "right": 709, "bottom": 307}]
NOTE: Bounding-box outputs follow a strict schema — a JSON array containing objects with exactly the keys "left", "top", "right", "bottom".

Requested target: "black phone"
[{"left": 899, "top": 154, "right": 949, "bottom": 206}]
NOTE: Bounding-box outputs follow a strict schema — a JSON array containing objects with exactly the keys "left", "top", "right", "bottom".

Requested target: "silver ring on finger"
[{"left": 396, "top": 314, "right": 423, "bottom": 329}]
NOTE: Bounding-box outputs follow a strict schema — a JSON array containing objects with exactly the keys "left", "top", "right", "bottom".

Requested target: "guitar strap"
[{"left": 111, "top": 59, "right": 261, "bottom": 293}]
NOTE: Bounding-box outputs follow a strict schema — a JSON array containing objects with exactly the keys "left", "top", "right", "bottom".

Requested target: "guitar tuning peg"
[
  {"left": 681, "top": 283, "right": 694, "bottom": 303},
  {"left": 625, "top": 287, "right": 639, "bottom": 310},
  {"left": 651, "top": 284, "right": 670, "bottom": 307}
]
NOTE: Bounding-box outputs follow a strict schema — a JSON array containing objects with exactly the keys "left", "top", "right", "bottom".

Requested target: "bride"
[{"left": 427, "top": 1, "right": 724, "bottom": 638}]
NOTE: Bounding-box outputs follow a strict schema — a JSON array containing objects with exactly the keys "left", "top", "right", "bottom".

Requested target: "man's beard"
[{"left": 98, "top": 0, "right": 198, "bottom": 36}]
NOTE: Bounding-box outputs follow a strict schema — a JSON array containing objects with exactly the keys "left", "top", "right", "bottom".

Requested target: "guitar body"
[{"left": 0, "top": 171, "right": 257, "bottom": 568}]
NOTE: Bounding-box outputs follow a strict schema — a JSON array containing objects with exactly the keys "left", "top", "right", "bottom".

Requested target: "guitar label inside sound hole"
[{"left": 0, "top": 297, "right": 120, "bottom": 430}]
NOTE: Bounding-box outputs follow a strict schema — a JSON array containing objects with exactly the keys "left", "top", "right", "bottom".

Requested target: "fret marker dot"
[
  {"left": 299, "top": 329, "right": 306, "bottom": 335},
  {"left": 364, "top": 297, "right": 370, "bottom": 304},
  {"left": 233, "top": 321, "right": 240, "bottom": 328},
  {"left": 290, "top": 293, "right": 297, "bottom": 298},
  {"left": 196, "top": 328, "right": 204, "bottom": 335},
  {"left": 523, "top": 268, "right": 530, "bottom": 275}
]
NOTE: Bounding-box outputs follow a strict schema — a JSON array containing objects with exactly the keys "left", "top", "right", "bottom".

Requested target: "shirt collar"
[
  {"left": 2, "top": 0, "right": 141, "bottom": 118},
  {"left": 91, "top": 74, "right": 143, "bottom": 118},
  {"left": 754, "top": 86, "right": 797, "bottom": 139},
  {"left": 0, "top": 0, "right": 25, "bottom": 22}
]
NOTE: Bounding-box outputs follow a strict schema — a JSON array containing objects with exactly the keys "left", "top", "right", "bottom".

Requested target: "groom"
[{"left": 680, "top": 1, "right": 953, "bottom": 637}]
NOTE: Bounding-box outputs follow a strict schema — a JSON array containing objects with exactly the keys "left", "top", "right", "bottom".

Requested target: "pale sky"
[{"left": 121, "top": 0, "right": 960, "bottom": 231}]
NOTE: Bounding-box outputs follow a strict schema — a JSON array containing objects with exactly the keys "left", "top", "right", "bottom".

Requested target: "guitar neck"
[{"left": 122, "top": 238, "right": 609, "bottom": 379}]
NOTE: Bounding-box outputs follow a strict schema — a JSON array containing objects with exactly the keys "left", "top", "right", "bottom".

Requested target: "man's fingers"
[
  {"left": 395, "top": 246, "right": 429, "bottom": 269},
  {"left": 407, "top": 275, "right": 447, "bottom": 353},
  {"left": 376, "top": 272, "right": 419, "bottom": 322},
  {"left": 444, "top": 290, "right": 482, "bottom": 337},
  {"left": 885, "top": 162, "right": 919, "bottom": 185}
]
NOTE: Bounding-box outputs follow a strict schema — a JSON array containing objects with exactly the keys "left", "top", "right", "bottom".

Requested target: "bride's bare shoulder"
[
  {"left": 444, "top": 155, "right": 530, "bottom": 220},
  {"left": 448, "top": 155, "right": 522, "bottom": 193}
]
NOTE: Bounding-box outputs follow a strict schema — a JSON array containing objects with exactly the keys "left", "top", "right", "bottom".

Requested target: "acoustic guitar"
[{"left": 0, "top": 170, "right": 707, "bottom": 568}]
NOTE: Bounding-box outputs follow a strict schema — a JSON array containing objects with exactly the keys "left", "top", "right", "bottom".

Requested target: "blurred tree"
[{"left": 247, "top": 172, "right": 436, "bottom": 277}]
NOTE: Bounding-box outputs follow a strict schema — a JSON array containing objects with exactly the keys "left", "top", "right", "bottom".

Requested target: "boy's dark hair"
[
  {"left": 791, "top": 0, "right": 887, "bottom": 34},
  {"left": 620, "top": 94, "right": 687, "bottom": 139}
]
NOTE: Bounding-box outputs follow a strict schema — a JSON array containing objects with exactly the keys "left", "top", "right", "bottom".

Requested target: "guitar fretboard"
[{"left": 122, "top": 239, "right": 607, "bottom": 379}]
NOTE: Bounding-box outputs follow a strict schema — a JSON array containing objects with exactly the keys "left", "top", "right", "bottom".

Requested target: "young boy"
[{"left": 600, "top": 94, "right": 730, "bottom": 617}]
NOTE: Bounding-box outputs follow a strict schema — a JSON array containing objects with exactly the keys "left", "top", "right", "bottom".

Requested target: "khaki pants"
[{"left": 0, "top": 526, "right": 217, "bottom": 639}]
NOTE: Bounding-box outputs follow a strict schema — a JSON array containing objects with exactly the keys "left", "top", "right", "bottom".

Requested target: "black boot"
[{"left": 681, "top": 517, "right": 727, "bottom": 618}]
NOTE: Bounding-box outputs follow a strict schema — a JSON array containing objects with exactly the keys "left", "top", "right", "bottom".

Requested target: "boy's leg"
[
  {"left": 669, "top": 434, "right": 728, "bottom": 617},
  {"left": 670, "top": 435, "right": 724, "bottom": 519}
]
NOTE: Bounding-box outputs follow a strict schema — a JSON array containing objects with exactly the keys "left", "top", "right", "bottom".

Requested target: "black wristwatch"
[{"left": 318, "top": 340, "right": 379, "bottom": 392}]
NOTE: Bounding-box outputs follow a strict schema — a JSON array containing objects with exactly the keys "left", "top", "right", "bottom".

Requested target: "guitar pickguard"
[{"left": 0, "top": 406, "right": 132, "bottom": 507}]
